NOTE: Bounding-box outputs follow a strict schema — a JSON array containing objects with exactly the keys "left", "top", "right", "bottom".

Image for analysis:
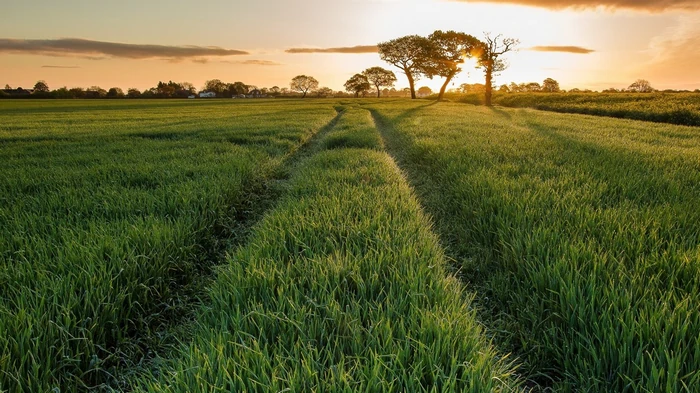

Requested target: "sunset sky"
[{"left": 2, "top": 0, "right": 699, "bottom": 92}]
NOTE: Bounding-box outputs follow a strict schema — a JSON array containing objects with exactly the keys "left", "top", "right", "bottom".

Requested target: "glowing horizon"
[{"left": 2, "top": 0, "right": 699, "bottom": 93}]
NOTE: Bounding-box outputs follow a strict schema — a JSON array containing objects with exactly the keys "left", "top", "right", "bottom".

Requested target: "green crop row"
[
  {"left": 368, "top": 100, "right": 700, "bottom": 392},
  {"left": 493, "top": 93, "right": 700, "bottom": 127},
  {"left": 135, "top": 105, "right": 521, "bottom": 392},
  {"left": 0, "top": 100, "right": 337, "bottom": 392}
]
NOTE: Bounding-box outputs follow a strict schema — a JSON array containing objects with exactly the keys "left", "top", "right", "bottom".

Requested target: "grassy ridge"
[
  {"left": 0, "top": 100, "right": 337, "bottom": 392},
  {"left": 434, "top": 92, "right": 700, "bottom": 126},
  {"left": 368, "top": 101, "right": 700, "bottom": 392},
  {"left": 494, "top": 93, "right": 700, "bottom": 126},
  {"left": 136, "top": 106, "right": 521, "bottom": 392}
]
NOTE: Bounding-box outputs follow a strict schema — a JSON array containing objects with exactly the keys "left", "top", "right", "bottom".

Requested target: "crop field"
[
  {"left": 493, "top": 92, "right": 700, "bottom": 127},
  {"left": 1, "top": 99, "right": 699, "bottom": 393}
]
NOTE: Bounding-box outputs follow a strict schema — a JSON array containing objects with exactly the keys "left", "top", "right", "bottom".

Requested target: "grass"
[
  {"left": 3, "top": 98, "right": 700, "bottom": 392},
  {"left": 135, "top": 105, "right": 520, "bottom": 392},
  {"left": 448, "top": 92, "right": 700, "bottom": 127},
  {"left": 0, "top": 99, "right": 337, "bottom": 392},
  {"left": 367, "top": 100, "right": 700, "bottom": 392},
  {"left": 434, "top": 92, "right": 700, "bottom": 126}
]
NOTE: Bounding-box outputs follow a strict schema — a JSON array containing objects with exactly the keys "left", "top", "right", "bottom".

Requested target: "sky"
[{"left": 1, "top": 0, "right": 699, "bottom": 92}]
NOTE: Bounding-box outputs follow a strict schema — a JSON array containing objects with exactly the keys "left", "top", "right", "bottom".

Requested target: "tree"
[
  {"left": 524, "top": 82, "right": 541, "bottom": 92},
  {"left": 228, "top": 81, "right": 249, "bottom": 96},
  {"left": 270, "top": 86, "right": 281, "bottom": 96},
  {"left": 290, "top": 75, "right": 318, "bottom": 98},
  {"left": 422, "top": 30, "right": 482, "bottom": 101},
  {"left": 362, "top": 67, "right": 397, "bottom": 98},
  {"left": 378, "top": 35, "right": 431, "bottom": 99},
  {"left": 628, "top": 79, "right": 653, "bottom": 93},
  {"left": 86, "top": 86, "right": 107, "bottom": 98},
  {"left": 476, "top": 33, "right": 519, "bottom": 106},
  {"left": 4, "top": 84, "right": 10, "bottom": 89},
  {"left": 33, "top": 80, "right": 49, "bottom": 93},
  {"left": 417, "top": 86, "right": 433, "bottom": 97},
  {"left": 69, "top": 87, "right": 85, "bottom": 98},
  {"left": 459, "top": 83, "right": 485, "bottom": 93},
  {"left": 204, "top": 79, "right": 227, "bottom": 96},
  {"left": 344, "top": 74, "right": 371, "bottom": 98},
  {"left": 316, "top": 87, "right": 334, "bottom": 98},
  {"left": 127, "top": 88, "right": 141, "bottom": 98},
  {"left": 52, "top": 87, "right": 72, "bottom": 99},
  {"left": 181, "top": 82, "right": 196, "bottom": 94},
  {"left": 542, "top": 78, "right": 560, "bottom": 93},
  {"left": 106, "top": 87, "right": 124, "bottom": 98}
]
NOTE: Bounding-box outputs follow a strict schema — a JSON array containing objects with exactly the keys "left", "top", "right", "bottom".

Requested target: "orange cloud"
[
  {"left": 41, "top": 65, "right": 81, "bottom": 68},
  {"left": 238, "top": 59, "right": 283, "bottom": 66},
  {"left": 449, "top": 0, "right": 700, "bottom": 11},
  {"left": 529, "top": 46, "right": 595, "bottom": 54},
  {"left": 0, "top": 38, "right": 249, "bottom": 60},
  {"left": 285, "top": 45, "right": 378, "bottom": 54}
]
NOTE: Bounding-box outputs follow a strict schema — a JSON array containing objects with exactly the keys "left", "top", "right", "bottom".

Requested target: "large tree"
[
  {"left": 228, "top": 81, "right": 249, "bottom": 96},
  {"left": 203, "top": 79, "right": 227, "bottom": 96},
  {"left": 542, "top": 78, "right": 560, "bottom": 93},
  {"left": 106, "top": 87, "right": 124, "bottom": 98},
  {"left": 476, "top": 34, "right": 519, "bottom": 106},
  {"left": 344, "top": 74, "right": 371, "bottom": 98},
  {"left": 422, "top": 30, "right": 482, "bottom": 101},
  {"left": 362, "top": 67, "right": 397, "bottom": 98},
  {"left": 417, "top": 86, "right": 433, "bottom": 97},
  {"left": 290, "top": 75, "right": 318, "bottom": 98},
  {"left": 628, "top": 79, "right": 653, "bottom": 93},
  {"left": 378, "top": 35, "right": 431, "bottom": 99},
  {"left": 33, "top": 80, "right": 49, "bottom": 93}
]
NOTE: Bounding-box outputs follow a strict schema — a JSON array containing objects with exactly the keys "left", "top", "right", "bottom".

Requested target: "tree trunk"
[
  {"left": 438, "top": 74, "right": 453, "bottom": 102},
  {"left": 407, "top": 72, "right": 416, "bottom": 99},
  {"left": 376, "top": 86, "right": 381, "bottom": 98},
  {"left": 302, "top": 91, "right": 307, "bottom": 98},
  {"left": 484, "top": 63, "right": 493, "bottom": 106}
]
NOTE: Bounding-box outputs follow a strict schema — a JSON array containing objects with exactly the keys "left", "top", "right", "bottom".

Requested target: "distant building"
[
  {"left": 188, "top": 95, "right": 196, "bottom": 99},
  {"left": 199, "top": 91, "right": 216, "bottom": 98}
]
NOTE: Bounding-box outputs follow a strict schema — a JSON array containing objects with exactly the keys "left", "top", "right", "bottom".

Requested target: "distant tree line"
[
  {"left": 449, "top": 78, "right": 699, "bottom": 95},
  {"left": 0, "top": 78, "right": 362, "bottom": 99}
]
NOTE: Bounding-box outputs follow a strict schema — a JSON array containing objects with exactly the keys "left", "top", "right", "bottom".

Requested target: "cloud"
[
  {"left": 285, "top": 45, "right": 378, "bottom": 54},
  {"left": 448, "top": 0, "right": 700, "bottom": 11},
  {"left": 0, "top": 38, "right": 249, "bottom": 61},
  {"left": 238, "top": 59, "right": 283, "bottom": 66},
  {"left": 529, "top": 45, "right": 595, "bottom": 54},
  {"left": 218, "top": 59, "right": 284, "bottom": 66},
  {"left": 41, "top": 65, "right": 81, "bottom": 68}
]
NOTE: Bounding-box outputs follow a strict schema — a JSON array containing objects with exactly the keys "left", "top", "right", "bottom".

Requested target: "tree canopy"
[
  {"left": 33, "top": 80, "right": 49, "bottom": 93},
  {"left": 422, "top": 30, "right": 481, "bottom": 101},
  {"left": 290, "top": 75, "right": 319, "bottom": 98},
  {"left": 344, "top": 74, "right": 371, "bottom": 98},
  {"left": 362, "top": 67, "right": 397, "bottom": 98},
  {"left": 628, "top": 79, "right": 654, "bottom": 93},
  {"left": 542, "top": 78, "right": 560, "bottom": 93},
  {"left": 378, "top": 35, "right": 431, "bottom": 99}
]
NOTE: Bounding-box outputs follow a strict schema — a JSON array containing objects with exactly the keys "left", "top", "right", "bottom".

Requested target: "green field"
[
  {"left": 1, "top": 99, "right": 699, "bottom": 392},
  {"left": 489, "top": 92, "right": 700, "bottom": 126}
]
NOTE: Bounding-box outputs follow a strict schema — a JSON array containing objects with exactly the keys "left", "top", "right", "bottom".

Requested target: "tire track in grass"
[
  {"left": 136, "top": 106, "right": 521, "bottom": 392},
  {"left": 113, "top": 106, "right": 347, "bottom": 391},
  {"left": 365, "top": 105, "right": 531, "bottom": 387}
]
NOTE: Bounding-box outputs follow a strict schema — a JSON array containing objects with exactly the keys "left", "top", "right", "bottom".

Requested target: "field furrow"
[
  {"left": 0, "top": 100, "right": 338, "bottom": 392},
  {"left": 367, "top": 100, "right": 700, "bottom": 392},
  {"left": 135, "top": 105, "right": 521, "bottom": 392}
]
